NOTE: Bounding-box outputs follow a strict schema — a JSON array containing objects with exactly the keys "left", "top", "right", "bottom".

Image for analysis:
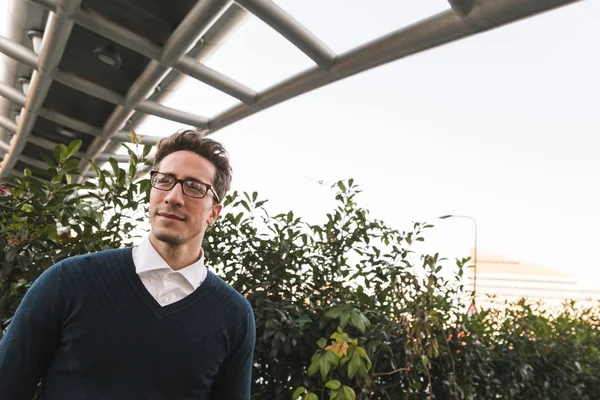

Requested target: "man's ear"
[{"left": 207, "top": 203, "right": 223, "bottom": 225}]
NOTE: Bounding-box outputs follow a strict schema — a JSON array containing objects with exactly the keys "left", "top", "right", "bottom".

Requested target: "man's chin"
[{"left": 151, "top": 229, "right": 184, "bottom": 245}]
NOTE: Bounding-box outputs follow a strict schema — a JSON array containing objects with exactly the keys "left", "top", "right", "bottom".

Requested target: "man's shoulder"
[
  {"left": 207, "top": 271, "right": 253, "bottom": 316},
  {"left": 58, "top": 247, "right": 133, "bottom": 274}
]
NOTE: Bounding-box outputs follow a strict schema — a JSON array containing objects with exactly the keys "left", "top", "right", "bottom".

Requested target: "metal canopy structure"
[{"left": 0, "top": 0, "right": 579, "bottom": 180}]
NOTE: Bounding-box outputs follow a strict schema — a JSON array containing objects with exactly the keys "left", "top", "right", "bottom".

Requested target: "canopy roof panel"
[{"left": 0, "top": 0, "right": 579, "bottom": 180}]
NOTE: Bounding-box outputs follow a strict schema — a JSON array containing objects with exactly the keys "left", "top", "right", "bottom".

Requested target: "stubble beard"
[{"left": 152, "top": 228, "right": 185, "bottom": 245}]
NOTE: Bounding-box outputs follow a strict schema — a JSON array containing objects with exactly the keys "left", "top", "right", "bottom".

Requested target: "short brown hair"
[{"left": 153, "top": 130, "right": 232, "bottom": 203}]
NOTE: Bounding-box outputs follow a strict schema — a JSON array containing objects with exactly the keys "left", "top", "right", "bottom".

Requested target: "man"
[{"left": 0, "top": 130, "right": 256, "bottom": 399}]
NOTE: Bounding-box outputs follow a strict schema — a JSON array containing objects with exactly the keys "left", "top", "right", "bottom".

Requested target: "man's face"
[{"left": 149, "top": 150, "right": 222, "bottom": 247}]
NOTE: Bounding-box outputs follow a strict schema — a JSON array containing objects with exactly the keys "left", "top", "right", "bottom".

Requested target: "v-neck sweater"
[{"left": 0, "top": 248, "right": 255, "bottom": 400}]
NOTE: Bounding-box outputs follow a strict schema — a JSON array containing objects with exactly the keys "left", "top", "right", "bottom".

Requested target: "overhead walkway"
[{"left": 0, "top": 0, "right": 579, "bottom": 181}]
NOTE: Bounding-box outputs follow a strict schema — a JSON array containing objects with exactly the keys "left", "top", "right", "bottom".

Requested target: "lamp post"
[{"left": 439, "top": 214, "right": 478, "bottom": 303}]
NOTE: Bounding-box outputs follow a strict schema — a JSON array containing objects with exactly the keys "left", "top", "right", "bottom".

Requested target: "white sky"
[{"left": 2, "top": 1, "right": 599, "bottom": 288}]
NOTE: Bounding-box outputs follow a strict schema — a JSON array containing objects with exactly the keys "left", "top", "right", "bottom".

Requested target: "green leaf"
[
  {"left": 337, "top": 181, "right": 346, "bottom": 193},
  {"left": 324, "top": 350, "right": 340, "bottom": 367},
  {"left": 64, "top": 140, "right": 82, "bottom": 160},
  {"left": 305, "top": 394, "right": 318, "bottom": 400},
  {"left": 294, "top": 315, "right": 312, "bottom": 328},
  {"left": 339, "top": 312, "right": 351, "bottom": 329},
  {"left": 341, "top": 386, "right": 355, "bottom": 400},
  {"left": 142, "top": 144, "right": 152, "bottom": 158},
  {"left": 62, "top": 158, "right": 79, "bottom": 172},
  {"left": 358, "top": 362, "right": 369, "bottom": 378},
  {"left": 347, "top": 352, "right": 361, "bottom": 379},
  {"left": 325, "top": 380, "right": 341, "bottom": 390},
  {"left": 126, "top": 147, "right": 139, "bottom": 166},
  {"left": 356, "top": 346, "right": 367, "bottom": 359},
  {"left": 41, "top": 153, "right": 56, "bottom": 168},
  {"left": 319, "top": 354, "right": 332, "bottom": 380},
  {"left": 54, "top": 143, "right": 68, "bottom": 162},
  {"left": 89, "top": 160, "right": 102, "bottom": 178},
  {"left": 350, "top": 310, "right": 366, "bottom": 333},
  {"left": 307, "top": 355, "right": 320, "bottom": 377},
  {"left": 240, "top": 200, "right": 251, "bottom": 212},
  {"left": 324, "top": 307, "right": 345, "bottom": 320},
  {"left": 292, "top": 386, "right": 307, "bottom": 400},
  {"left": 42, "top": 224, "right": 59, "bottom": 243},
  {"left": 421, "top": 354, "right": 430, "bottom": 369},
  {"left": 139, "top": 179, "right": 151, "bottom": 196},
  {"left": 109, "top": 158, "right": 119, "bottom": 177},
  {"left": 317, "top": 337, "right": 328, "bottom": 349}
]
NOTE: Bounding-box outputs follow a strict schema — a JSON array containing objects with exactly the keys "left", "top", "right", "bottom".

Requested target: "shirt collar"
[{"left": 133, "top": 236, "right": 207, "bottom": 290}]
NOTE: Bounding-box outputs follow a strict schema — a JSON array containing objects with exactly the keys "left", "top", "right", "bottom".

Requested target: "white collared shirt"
[{"left": 132, "top": 237, "right": 207, "bottom": 306}]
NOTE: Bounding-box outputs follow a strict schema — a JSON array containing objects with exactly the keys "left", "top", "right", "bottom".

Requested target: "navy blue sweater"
[{"left": 0, "top": 248, "right": 255, "bottom": 399}]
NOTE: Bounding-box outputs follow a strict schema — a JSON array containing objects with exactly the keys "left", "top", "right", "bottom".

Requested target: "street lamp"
[{"left": 439, "top": 215, "right": 478, "bottom": 303}]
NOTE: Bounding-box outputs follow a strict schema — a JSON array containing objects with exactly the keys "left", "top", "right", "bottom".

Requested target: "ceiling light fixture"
[
  {"left": 27, "top": 30, "right": 43, "bottom": 54},
  {"left": 58, "top": 128, "right": 77, "bottom": 139},
  {"left": 93, "top": 44, "right": 122, "bottom": 68},
  {"left": 18, "top": 77, "right": 30, "bottom": 95}
]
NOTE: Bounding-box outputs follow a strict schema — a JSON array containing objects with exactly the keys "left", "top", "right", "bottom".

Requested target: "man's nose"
[{"left": 164, "top": 182, "right": 185, "bottom": 205}]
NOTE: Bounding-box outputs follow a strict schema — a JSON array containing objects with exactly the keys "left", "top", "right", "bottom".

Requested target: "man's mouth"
[{"left": 157, "top": 212, "right": 185, "bottom": 221}]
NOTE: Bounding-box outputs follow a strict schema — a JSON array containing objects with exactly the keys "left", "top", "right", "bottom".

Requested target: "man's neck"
[{"left": 148, "top": 236, "right": 203, "bottom": 271}]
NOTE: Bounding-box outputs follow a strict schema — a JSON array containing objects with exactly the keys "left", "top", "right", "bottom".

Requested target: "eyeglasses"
[{"left": 150, "top": 171, "right": 220, "bottom": 203}]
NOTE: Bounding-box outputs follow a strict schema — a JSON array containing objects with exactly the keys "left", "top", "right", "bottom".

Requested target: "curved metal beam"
[
  {"left": 125, "top": 4, "right": 248, "bottom": 181},
  {"left": 0, "top": 0, "right": 81, "bottom": 177},
  {"left": 0, "top": 80, "right": 101, "bottom": 138},
  {"left": 0, "top": 81, "right": 27, "bottom": 105},
  {"left": 0, "top": 35, "right": 39, "bottom": 69},
  {"left": 0, "top": 0, "right": 48, "bottom": 147},
  {"left": 77, "top": 0, "right": 232, "bottom": 179},
  {"left": 0, "top": 115, "right": 17, "bottom": 131},
  {"left": 27, "top": 134, "right": 59, "bottom": 150},
  {"left": 127, "top": 3, "right": 249, "bottom": 128},
  {"left": 448, "top": 0, "right": 477, "bottom": 17},
  {"left": 0, "top": 86, "right": 162, "bottom": 150},
  {"left": 73, "top": 6, "right": 162, "bottom": 60},
  {"left": 137, "top": 100, "right": 209, "bottom": 127},
  {"left": 0, "top": 38, "right": 211, "bottom": 126},
  {"left": 171, "top": 58, "right": 256, "bottom": 104},
  {"left": 38, "top": 107, "right": 103, "bottom": 137},
  {"left": 0, "top": 115, "right": 18, "bottom": 151},
  {"left": 54, "top": 70, "right": 125, "bottom": 105},
  {"left": 32, "top": 0, "right": 257, "bottom": 104},
  {"left": 20, "top": 153, "right": 48, "bottom": 169},
  {"left": 235, "top": 0, "right": 336, "bottom": 68},
  {"left": 78, "top": 7, "right": 256, "bottom": 104},
  {"left": 209, "top": 0, "right": 579, "bottom": 132}
]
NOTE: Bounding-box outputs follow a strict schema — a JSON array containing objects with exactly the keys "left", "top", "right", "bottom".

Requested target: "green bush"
[
  {"left": 0, "top": 137, "right": 151, "bottom": 332},
  {"left": 1, "top": 140, "right": 598, "bottom": 399},
  {"left": 449, "top": 300, "right": 600, "bottom": 399},
  {"left": 204, "top": 182, "right": 599, "bottom": 399}
]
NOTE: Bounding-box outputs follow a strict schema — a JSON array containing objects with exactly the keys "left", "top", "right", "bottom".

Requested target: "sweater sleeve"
[
  {"left": 0, "top": 262, "right": 64, "bottom": 400},
  {"left": 210, "top": 301, "right": 256, "bottom": 400}
]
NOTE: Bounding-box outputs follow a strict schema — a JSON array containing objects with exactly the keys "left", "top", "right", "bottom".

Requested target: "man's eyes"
[{"left": 186, "top": 182, "right": 206, "bottom": 192}]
